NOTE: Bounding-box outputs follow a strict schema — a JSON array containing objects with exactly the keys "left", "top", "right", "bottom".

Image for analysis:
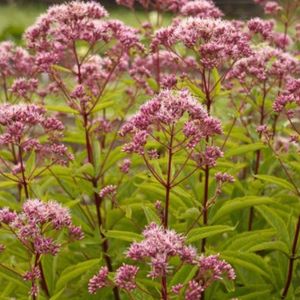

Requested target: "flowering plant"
[{"left": 0, "top": 1, "right": 299, "bottom": 300}]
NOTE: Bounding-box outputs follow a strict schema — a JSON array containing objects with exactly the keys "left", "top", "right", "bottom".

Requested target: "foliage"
[{"left": 0, "top": 0, "right": 299, "bottom": 300}]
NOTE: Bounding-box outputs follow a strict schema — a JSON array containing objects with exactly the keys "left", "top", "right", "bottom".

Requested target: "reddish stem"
[{"left": 281, "top": 215, "right": 300, "bottom": 299}]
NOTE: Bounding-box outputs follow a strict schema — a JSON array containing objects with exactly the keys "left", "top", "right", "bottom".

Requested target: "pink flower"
[
  {"left": 273, "top": 78, "right": 300, "bottom": 112},
  {"left": 120, "top": 90, "right": 222, "bottom": 154},
  {"left": 0, "top": 104, "right": 72, "bottom": 165},
  {"left": 152, "top": 18, "right": 251, "bottom": 68},
  {"left": 197, "top": 254, "right": 236, "bottom": 282},
  {"left": 116, "top": 0, "right": 188, "bottom": 12},
  {"left": 99, "top": 185, "right": 117, "bottom": 198},
  {"left": 115, "top": 264, "right": 139, "bottom": 291},
  {"left": 185, "top": 280, "right": 204, "bottom": 300},
  {"left": 88, "top": 266, "right": 109, "bottom": 294},
  {"left": 215, "top": 172, "right": 235, "bottom": 183},
  {"left": 119, "top": 159, "right": 131, "bottom": 174},
  {"left": 126, "top": 223, "right": 198, "bottom": 278},
  {"left": 0, "top": 199, "right": 83, "bottom": 256},
  {"left": 180, "top": 0, "right": 223, "bottom": 18},
  {"left": 264, "top": 1, "right": 282, "bottom": 15}
]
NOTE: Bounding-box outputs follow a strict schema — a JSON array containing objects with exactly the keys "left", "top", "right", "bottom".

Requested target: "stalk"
[
  {"left": 74, "top": 43, "right": 120, "bottom": 299},
  {"left": 18, "top": 145, "right": 29, "bottom": 199},
  {"left": 248, "top": 83, "right": 266, "bottom": 231},
  {"left": 201, "top": 69, "right": 211, "bottom": 253},
  {"left": 281, "top": 216, "right": 300, "bottom": 299},
  {"left": 83, "top": 116, "right": 120, "bottom": 300},
  {"left": 163, "top": 126, "right": 174, "bottom": 229}
]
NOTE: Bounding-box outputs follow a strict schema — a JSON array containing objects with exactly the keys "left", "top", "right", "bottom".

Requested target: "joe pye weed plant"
[{"left": 0, "top": 0, "right": 299, "bottom": 299}]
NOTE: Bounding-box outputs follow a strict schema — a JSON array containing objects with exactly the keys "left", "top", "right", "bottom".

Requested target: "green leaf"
[
  {"left": 46, "top": 105, "right": 78, "bottom": 115},
  {"left": 55, "top": 259, "right": 100, "bottom": 292},
  {"left": 0, "top": 181, "right": 18, "bottom": 188},
  {"left": 225, "top": 143, "right": 266, "bottom": 158},
  {"left": 105, "top": 230, "right": 142, "bottom": 242},
  {"left": 254, "top": 174, "right": 295, "bottom": 192},
  {"left": 143, "top": 206, "right": 161, "bottom": 224},
  {"left": 247, "top": 241, "right": 289, "bottom": 254},
  {"left": 52, "top": 64, "right": 72, "bottom": 73},
  {"left": 49, "top": 288, "right": 65, "bottom": 300},
  {"left": 211, "top": 196, "right": 275, "bottom": 223},
  {"left": 90, "top": 100, "right": 114, "bottom": 113},
  {"left": 222, "top": 251, "right": 275, "bottom": 284},
  {"left": 187, "top": 225, "right": 235, "bottom": 242},
  {"left": 170, "top": 265, "right": 198, "bottom": 287},
  {"left": 256, "top": 205, "right": 290, "bottom": 245}
]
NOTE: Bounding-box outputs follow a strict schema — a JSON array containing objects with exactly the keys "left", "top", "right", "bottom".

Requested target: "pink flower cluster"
[
  {"left": 0, "top": 104, "right": 72, "bottom": 164},
  {"left": 152, "top": 18, "right": 251, "bottom": 69},
  {"left": 25, "top": 1, "right": 141, "bottom": 71},
  {"left": 89, "top": 222, "right": 233, "bottom": 297},
  {"left": 247, "top": 18, "right": 291, "bottom": 49},
  {"left": 119, "top": 158, "right": 131, "bottom": 174},
  {"left": 180, "top": 0, "right": 223, "bottom": 18},
  {"left": 0, "top": 41, "right": 33, "bottom": 78},
  {"left": 254, "top": 0, "right": 282, "bottom": 15},
  {"left": 127, "top": 223, "right": 197, "bottom": 278},
  {"left": 99, "top": 185, "right": 117, "bottom": 198},
  {"left": 116, "top": 0, "right": 188, "bottom": 12},
  {"left": 120, "top": 90, "right": 222, "bottom": 154},
  {"left": 273, "top": 78, "right": 300, "bottom": 113},
  {"left": 226, "top": 46, "right": 299, "bottom": 86},
  {"left": 0, "top": 199, "right": 83, "bottom": 256},
  {"left": 88, "top": 264, "right": 139, "bottom": 294}
]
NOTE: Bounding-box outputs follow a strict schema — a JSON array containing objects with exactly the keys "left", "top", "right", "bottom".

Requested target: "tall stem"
[
  {"left": 281, "top": 215, "right": 300, "bottom": 299},
  {"left": 18, "top": 145, "right": 29, "bottom": 199},
  {"left": 248, "top": 83, "right": 266, "bottom": 231},
  {"left": 161, "top": 272, "right": 168, "bottom": 300},
  {"left": 38, "top": 261, "right": 50, "bottom": 298},
  {"left": 201, "top": 164, "right": 210, "bottom": 253},
  {"left": 201, "top": 69, "right": 211, "bottom": 253},
  {"left": 83, "top": 114, "right": 120, "bottom": 300},
  {"left": 164, "top": 127, "right": 174, "bottom": 229}
]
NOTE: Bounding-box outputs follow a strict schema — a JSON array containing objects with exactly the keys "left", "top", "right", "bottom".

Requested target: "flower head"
[
  {"left": 88, "top": 266, "right": 109, "bottom": 294},
  {"left": 115, "top": 264, "right": 139, "bottom": 291},
  {"left": 0, "top": 199, "right": 83, "bottom": 256},
  {"left": 120, "top": 90, "right": 222, "bottom": 155},
  {"left": 180, "top": 0, "right": 223, "bottom": 18}
]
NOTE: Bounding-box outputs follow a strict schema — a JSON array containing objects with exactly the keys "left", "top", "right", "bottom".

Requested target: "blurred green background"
[{"left": 0, "top": 0, "right": 262, "bottom": 42}]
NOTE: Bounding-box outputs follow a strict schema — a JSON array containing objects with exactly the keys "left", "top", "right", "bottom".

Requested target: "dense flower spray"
[
  {"left": 180, "top": 0, "right": 223, "bottom": 18},
  {"left": 0, "top": 199, "right": 83, "bottom": 298},
  {"left": 152, "top": 18, "right": 251, "bottom": 70},
  {"left": 120, "top": 88, "right": 225, "bottom": 260},
  {"left": 116, "top": 0, "right": 188, "bottom": 12},
  {"left": 89, "top": 223, "right": 235, "bottom": 299},
  {"left": 0, "top": 104, "right": 72, "bottom": 199}
]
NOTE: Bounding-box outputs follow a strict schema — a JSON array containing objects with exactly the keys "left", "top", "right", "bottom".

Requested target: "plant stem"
[
  {"left": 281, "top": 215, "right": 300, "bottom": 299},
  {"left": 161, "top": 274, "right": 168, "bottom": 300},
  {"left": 18, "top": 145, "right": 29, "bottom": 199},
  {"left": 201, "top": 164, "right": 210, "bottom": 253},
  {"left": 83, "top": 113, "right": 120, "bottom": 300},
  {"left": 248, "top": 83, "right": 266, "bottom": 231},
  {"left": 38, "top": 261, "right": 50, "bottom": 298},
  {"left": 164, "top": 127, "right": 174, "bottom": 229}
]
